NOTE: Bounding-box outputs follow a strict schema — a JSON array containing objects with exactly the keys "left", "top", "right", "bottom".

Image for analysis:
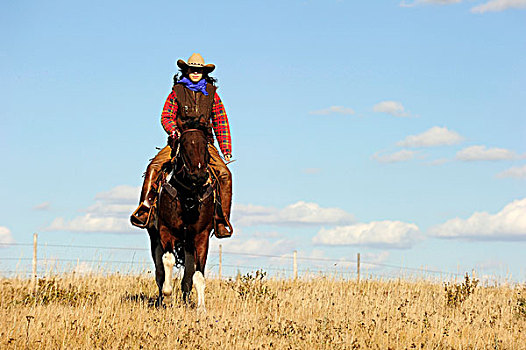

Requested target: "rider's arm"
[
  {"left": 161, "top": 90, "right": 181, "bottom": 138},
  {"left": 211, "top": 92, "right": 232, "bottom": 157}
]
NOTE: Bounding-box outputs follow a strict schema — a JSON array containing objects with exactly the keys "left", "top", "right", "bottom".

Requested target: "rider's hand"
[
  {"left": 167, "top": 135, "right": 175, "bottom": 148},
  {"left": 224, "top": 154, "right": 232, "bottom": 162},
  {"left": 168, "top": 131, "right": 179, "bottom": 149}
]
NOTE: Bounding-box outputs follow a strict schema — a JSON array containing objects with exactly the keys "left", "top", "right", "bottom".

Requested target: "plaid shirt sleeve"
[
  {"left": 212, "top": 92, "right": 232, "bottom": 156},
  {"left": 160, "top": 90, "right": 180, "bottom": 136}
]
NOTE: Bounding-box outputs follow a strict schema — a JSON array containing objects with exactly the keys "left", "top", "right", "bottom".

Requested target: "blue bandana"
[{"left": 178, "top": 77, "right": 208, "bottom": 96}]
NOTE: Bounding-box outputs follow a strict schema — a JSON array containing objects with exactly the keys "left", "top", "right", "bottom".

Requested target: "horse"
[{"left": 147, "top": 122, "right": 216, "bottom": 310}]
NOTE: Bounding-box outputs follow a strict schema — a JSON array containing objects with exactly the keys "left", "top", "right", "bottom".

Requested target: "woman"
[{"left": 131, "top": 53, "right": 233, "bottom": 238}]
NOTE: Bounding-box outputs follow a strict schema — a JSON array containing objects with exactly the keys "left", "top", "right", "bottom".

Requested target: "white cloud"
[
  {"left": 427, "top": 158, "right": 451, "bottom": 166},
  {"left": 83, "top": 202, "right": 136, "bottom": 217},
  {"left": 456, "top": 145, "right": 517, "bottom": 161},
  {"left": 372, "top": 149, "right": 420, "bottom": 163},
  {"left": 208, "top": 234, "right": 296, "bottom": 273},
  {"left": 251, "top": 231, "right": 283, "bottom": 238},
  {"left": 471, "top": 0, "right": 526, "bottom": 13},
  {"left": 496, "top": 164, "right": 526, "bottom": 179},
  {"left": 309, "top": 106, "right": 355, "bottom": 116},
  {"left": 312, "top": 220, "right": 421, "bottom": 248},
  {"left": 95, "top": 185, "right": 140, "bottom": 203},
  {"left": 360, "top": 251, "right": 391, "bottom": 270},
  {"left": 396, "top": 126, "right": 464, "bottom": 148},
  {"left": 0, "top": 226, "right": 15, "bottom": 245},
  {"left": 46, "top": 214, "right": 134, "bottom": 233},
  {"left": 33, "top": 201, "right": 51, "bottom": 211},
  {"left": 233, "top": 204, "right": 276, "bottom": 218},
  {"left": 48, "top": 190, "right": 355, "bottom": 233},
  {"left": 400, "top": 0, "right": 526, "bottom": 12},
  {"left": 210, "top": 237, "right": 295, "bottom": 257},
  {"left": 298, "top": 248, "right": 328, "bottom": 261},
  {"left": 234, "top": 201, "right": 355, "bottom": 227},
  {"left": 400, "top": 0, "right": 462, "bottom": 7},
  {"left": 45, "top": 185, "right": 139, "bottom": 233},
  {"left": 429, "top": 198, "right": 526, "bottom": 240},
  {"left": 373, "top": 101, "right": 410, "bottom": 117}
]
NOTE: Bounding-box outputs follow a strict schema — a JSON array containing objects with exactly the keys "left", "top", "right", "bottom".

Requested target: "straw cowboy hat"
[{"left": 177, "top": 53, "right": 215, "bottom": 73}]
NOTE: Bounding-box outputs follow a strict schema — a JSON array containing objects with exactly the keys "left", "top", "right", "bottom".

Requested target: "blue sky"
[{"left": 1, "top": 0, "right": 525, "bottom": 281}]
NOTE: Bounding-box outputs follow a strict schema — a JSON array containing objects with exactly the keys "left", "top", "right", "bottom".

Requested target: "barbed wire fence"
[{"left": 0, "top": 234, "right": 488, "bottom": 287}]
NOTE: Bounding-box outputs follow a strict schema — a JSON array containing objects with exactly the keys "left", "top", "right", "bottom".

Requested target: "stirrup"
[
  {"left": 130, "top": 202, "right": 152, "bottom": 229},
  {"left": 215, "top": 224, "right": 233, "bottom": 239},
  {"left": 214, "top": 216, "right": 233, "bottom": 239}
]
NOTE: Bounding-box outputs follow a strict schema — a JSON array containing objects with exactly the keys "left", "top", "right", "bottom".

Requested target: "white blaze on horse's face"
[
  {"left": 162, "top": 252, "right": 176, "bottom": 297},
  {"left": 198, "top": 162, "right": 202, "bottom": 169}
]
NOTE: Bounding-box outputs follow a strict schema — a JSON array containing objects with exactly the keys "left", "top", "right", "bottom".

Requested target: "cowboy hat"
[{"left": 177, "top": 53, "right": 215, "bottom": 73}]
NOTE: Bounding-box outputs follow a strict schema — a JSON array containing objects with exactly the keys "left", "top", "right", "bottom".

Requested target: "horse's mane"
[
  {"left": 183, "top": 118, "right": 204, "bottom": 130},
  {"left": 179, "top": 117, "right": 210, "bottom": 135}
]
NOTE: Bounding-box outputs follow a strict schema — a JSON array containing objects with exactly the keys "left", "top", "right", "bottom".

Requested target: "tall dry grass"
[{"left": 1, "top": 271, "right": 524, "bottom": 349}]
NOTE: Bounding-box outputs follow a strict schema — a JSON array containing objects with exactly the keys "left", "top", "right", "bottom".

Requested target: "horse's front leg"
[
  {"left": 153, "top": 225, "right": 177, "bottom": 307},
  {"left": 148, "top": 229, "right": 165, "bottom": 308},
  {"left": 181, "top": 241, "right": 196, "bottom": 305},
  {"left": 192, "top": 228, "right": 210, "bottom": 312}
]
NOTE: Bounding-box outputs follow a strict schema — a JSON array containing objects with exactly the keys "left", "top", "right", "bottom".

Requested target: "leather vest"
[{"left": 173, "top": 83, "right": 217, "bottom": 141}]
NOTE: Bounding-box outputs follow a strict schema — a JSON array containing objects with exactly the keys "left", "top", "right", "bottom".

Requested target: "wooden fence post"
[
  {"left": 31, "top": 233, "right": 38, "bottom": 294},
  {"left": 357, "top": 252, "right": 360, "bottom": 284},
  {"left": 219, "top": 244, "right": 222, "bottom": 280},
  {"left": 293, "top": 250, "right": 297, "bottom": 280}
]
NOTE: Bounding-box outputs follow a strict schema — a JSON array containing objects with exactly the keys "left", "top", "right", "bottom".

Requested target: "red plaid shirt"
[{"left": 161, "top": 89, "right": 232, "bottom": 156}]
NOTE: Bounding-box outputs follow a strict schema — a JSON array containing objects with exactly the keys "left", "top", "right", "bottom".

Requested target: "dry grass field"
[{"left": 1, "top": 271, "right": 525, "bottom": 349}]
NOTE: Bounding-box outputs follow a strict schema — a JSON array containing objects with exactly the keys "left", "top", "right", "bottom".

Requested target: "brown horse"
[{"left": 147, "top": 124, "right": 215, "bottom": 309}]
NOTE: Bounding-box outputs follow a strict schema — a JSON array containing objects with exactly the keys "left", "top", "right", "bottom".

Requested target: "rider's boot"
[
  {"left": 131, "top": 146, "right": 172, "bottom": 229},
  {"left": 215, "top": 173, "right": 233, "bottom": 238},
  {"left": 130, "top": 166, "right": 158, "bottom": 228},
  {"left": 208, "top": 144, "right": 234, "bottom": 238}
]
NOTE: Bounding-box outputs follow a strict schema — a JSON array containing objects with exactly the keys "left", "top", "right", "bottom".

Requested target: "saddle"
[{"left": 145, "top": 161, "right": 231, "bottom": 238}]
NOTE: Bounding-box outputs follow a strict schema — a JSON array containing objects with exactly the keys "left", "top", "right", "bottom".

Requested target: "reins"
[{"left": 170, "top": 128, "right": 211, "bottom": 194}]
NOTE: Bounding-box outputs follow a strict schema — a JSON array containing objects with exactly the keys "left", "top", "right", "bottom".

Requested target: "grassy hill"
[{"left": 1, "top": 272, "right": 524, "bottom": 349}]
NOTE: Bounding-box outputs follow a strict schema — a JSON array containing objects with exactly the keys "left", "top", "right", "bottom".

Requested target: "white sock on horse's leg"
[
  {"left": 162, "top": 252, "right": 176, "bottom": 296},
  {"left": 192, "top": 271, "right": 206, "bottom": 311}
]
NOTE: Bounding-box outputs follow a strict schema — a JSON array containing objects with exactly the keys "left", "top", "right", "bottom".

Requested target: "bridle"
[
  {"left": 171, "top": 128, "right": 210, "bottom": 192},
  {"left": 160, "top": 127, "right": 214, "bottom": 216}
]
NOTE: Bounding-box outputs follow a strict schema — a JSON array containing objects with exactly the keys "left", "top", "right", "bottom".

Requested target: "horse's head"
[{"left": 175, "top": 127, "right": 210, "bottom": 189}]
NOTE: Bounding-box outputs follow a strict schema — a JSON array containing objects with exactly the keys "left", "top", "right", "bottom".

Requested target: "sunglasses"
[{"left": 188, "top": 67, "right": 204, "bottom": 74}]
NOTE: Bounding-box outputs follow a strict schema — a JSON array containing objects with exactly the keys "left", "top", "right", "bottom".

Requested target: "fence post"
[
  {"left": 31, "top": 233, "right": 38, "bottom": 294},
  {"left": 219, "top": 244, "right": 222, "bottom": 280},
  {"left": 357, "top": 252, "right": 360, "bottom": 284},
  {"left": 293, "top": 250, "right": 297, "bottom": 280}
]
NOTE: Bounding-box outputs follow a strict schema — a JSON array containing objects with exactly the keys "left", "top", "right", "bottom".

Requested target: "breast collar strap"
[{"left": 169, "top": 166, "right": 212, "bottom": 198}]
